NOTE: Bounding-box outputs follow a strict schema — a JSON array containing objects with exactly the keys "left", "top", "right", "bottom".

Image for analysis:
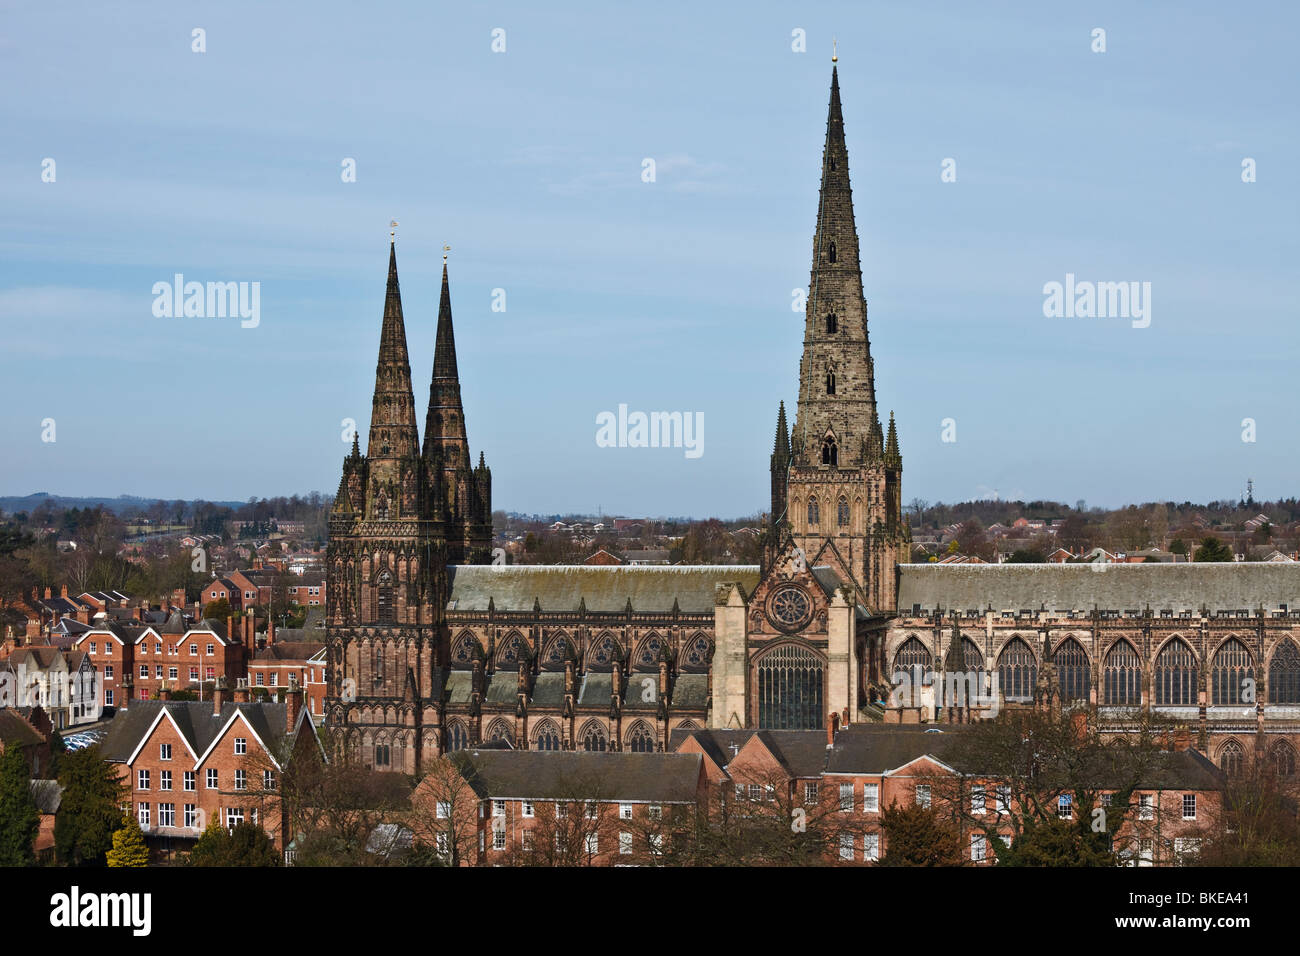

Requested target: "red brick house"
[{"left": 98, "top": 680, "right": 322, "bottom": 855}]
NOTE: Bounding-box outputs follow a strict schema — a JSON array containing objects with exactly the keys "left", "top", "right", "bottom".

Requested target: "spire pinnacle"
[
  {"left": 832, "top": 36, "right": 837, "bottom": 63},
  {"left": 423, "top": 258, "right": 471, "bottom": 471}
]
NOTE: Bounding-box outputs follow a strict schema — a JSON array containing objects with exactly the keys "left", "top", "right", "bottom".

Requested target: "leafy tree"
[
  {"left": 1194, "top": 536, "right": 1235, "bottom": 562},
  {"left": 55, "top": 746, "right": 126, "bottom": 866},
  {"left": 202, "top": 597, "right": 232, "bottom": 620},
  {"left": 1169, "top": 538, "right": 1188, "bottom": 556},
  {"left": 106, "top": 813, "right": 149, "bottom": 867},
  {"left": 1007, "top": 549, "right": 1045, "bottom": 563},
  {"left": 877, "top": 802, "right": 965, "bottom": 866},
  {"left": 0, "top": 746, "right": 39, "bottom": 866},
  {"left": 189, "top": 821, "right": 280, "bottom": 867}
]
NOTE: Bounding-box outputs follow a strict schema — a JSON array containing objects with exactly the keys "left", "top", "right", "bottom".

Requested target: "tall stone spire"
[
  {"left": 367, "top": 241, "right": 420, "bottom": 462},
  {"left": 422, "top": 262, "right": 471, "bottom": 473},
  {"left": 770, "top": 400, "right": 791, "bottom": 523},
  {"left": 793, "top": 64, "right": 880, "bottom": 470}
]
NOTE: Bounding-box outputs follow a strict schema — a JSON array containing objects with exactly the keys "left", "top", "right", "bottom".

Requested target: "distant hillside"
[{"left": 0, "top": 493, "right": 247, "bottom": 516}]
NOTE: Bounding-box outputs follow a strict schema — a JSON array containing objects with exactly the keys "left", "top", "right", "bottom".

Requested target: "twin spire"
[{"left": 366, "top": 240, "right": 473, "bottom": 476}]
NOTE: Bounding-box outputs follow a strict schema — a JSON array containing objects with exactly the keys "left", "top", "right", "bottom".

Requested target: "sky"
[{"left": 1, "top": 1, "right": 1296, "bottom": 518}]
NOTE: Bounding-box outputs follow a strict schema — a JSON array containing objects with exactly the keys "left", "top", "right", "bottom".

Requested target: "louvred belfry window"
[{"left": 376, "top": 570, "right": 395, "bottom": 624}]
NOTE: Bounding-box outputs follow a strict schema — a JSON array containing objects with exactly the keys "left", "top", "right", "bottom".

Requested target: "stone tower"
[
  {"left": 772, "top": 64, "right": 906, "bottom": 613},
  {"left": 326, "top": 242, "right": 492, "bottom": 774}
]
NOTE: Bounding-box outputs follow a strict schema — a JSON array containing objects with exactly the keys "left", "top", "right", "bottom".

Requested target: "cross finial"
[
  {"left": 389, "top": 219, "right": 398, "bottom": 241},
  {"left": 442, "top": 244, "right": 450, "bottom": 264},
  {"left": 831, "top": 37, "right": 837, "bottom": 63}
]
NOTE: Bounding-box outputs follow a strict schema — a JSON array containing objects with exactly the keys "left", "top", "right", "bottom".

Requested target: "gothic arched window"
[
  {"left": 1211, "top": 638, "right": 1253, "bottom": 705},
  {"left": 684, "top": 635, "right": 711, "bottom": 669},
  {"left": 533, "top": 720, "right": 562, "bottom": 751},
  {"left": 807, "top": 498, "right": 820, "bottom": 527},
  {"left": 498, "top": 632, "right": 523, "bottom": 667},
  {"left": 996, "top": 638, "right": 1037, "bottom": 702},
  {"left": 486, "top": 719, "right": 513, "bottom": 745},
  {"left": 374, "top": 645, "right": 385, "bottom": 685},
  {"left": 451, "top": 633, "right": 478, "bottom": 666},
  {"left": 825, "top": 371, "right": 836, "bottom": 395},
  {"left": 637, "top": 635, "right": 662, "bottom": 668},
  {"left": 447, "top": 721, "right": 469, "bottom": 752},
  {"left": 1271, "top": 740, "right": 1297, "bottom": 778},
  {"left": 1104, "top": 640, "right": 1141, "bottom": 706},
  {"left": 837, "top": 496, "right": 850, "bottom": 527},
  {"left": 821, "top": 437, "right": 838, "bottom": 466},
  {"left": 1054, "top": 638, "right": 1091, "bottom": 705},
  {"left": 581, "top": 722, "right": 608, "bottom": 752},
  {"left": 626, "top": 721, "right": 655, "bottom": 753},
  {"left": 1218, "top": 739, "right": 1244, "bottom": 776},
  {"left": 757, "top": 644, "right": 824, "bottom": 730},
  {"left": 376, "top": 569, "right": 395, "bottom": 625},
  {"left": 826, "top": 313, "right": 837, "bottom": 334},
  {"left": 1270, "top": 640, "right": 1300, "bottom": 704},
  {"left": 1154, "top": 638, "right": 1198, "bottom": 706},
  {"left": 893, "top": 636, "right": 932, "bottom": 677},
  {"left": 828, "top": 241, "right": 837, "bottom": 263},
  {"left": 590, "top": 634, "right": 617, "bottom": 669}
]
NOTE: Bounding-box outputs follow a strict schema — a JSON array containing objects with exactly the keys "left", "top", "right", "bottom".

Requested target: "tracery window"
[
  {"left": 1054, "top": 638, "right": 1091, "bottom": 705},
  {"left": 684, "top": 636, "right": 710, "bottom": 668},
  {"left": 1104, "top": 640, "right": 1141, "bottom": 706},
  {"left": 826, "top": 313, "right": 838, "bottom": 334},
  {"left": 637, "top": 635, "right": 662, "bottom": 668},
  {"left": 807, "top": 498, "right": 820, "bottom": 526},
  {"left": 486, "top": 719, "right": 513, "bottom": 744},
  {"left": 1211, "top": 638, "right": 1253, "bottom": 705},
  {"left": 581, "top": 722, "right": 608, "bottom": 752},
  {"left": 533, "top": 720, "right": 562, "bottom": 751},
  {"left": 451, "top": 633, "right": 477, "bottom": 665},
  {"left": 625, "top": 721, "right": 655, "bottom": 753},
  {"left": 996, "top": 638, "right": 1037, "bottom": 702},
  {"left": 892, "top": 636, "right": 932, "bottom": 675},
  {"left": 1271, "top": 741, "right": 1296, "bottom": 778},
  {"left": 1270, "top": 640, "right": 1300, "bottom": 704},
  {"left": 826, "top": 371, "right": 836, "bottom": 395},
  {"left": 1154, "top": 639, "right": 1198, "bottom": 706},
  {"left": 499, "top": 632, "right": 523, "bottom": 667},
  {"left": 837, "top": 496, "right": 850, "bottom": 527},
  {"left": 447, "top": 721, "right": 469, "bottom": 752},
  {"left": 757, "top": 644, "right": 823, "bottom": 730},
  {"left": 1218, "top": 739, "right": 1244, "bottom": 776},
  {"left": 590, "top": 634, "right": 617, "bottom": 668}
]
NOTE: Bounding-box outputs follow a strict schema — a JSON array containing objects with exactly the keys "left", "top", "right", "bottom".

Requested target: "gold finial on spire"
[
  {"left": 389, "top": 219, "right": 398, "bottom": 241},
  {"left": 442, "top": 244, "right": 450, "bottom": 264},
  {"left": 831, "top": 37, "right": 837, "bottom": 63}
]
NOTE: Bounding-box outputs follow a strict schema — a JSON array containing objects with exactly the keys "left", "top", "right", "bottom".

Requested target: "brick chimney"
[
  {"left": 43, "top": 587, "right": 52, "bottom": 600},
  {"left": 211, "top": 677, "right": 227, "bottom": 715},
  {"left": 233, "top": 678, "right": 250, "bottom": 704},
  {"left": 159, "top": 683, "right": 172, "bottom": 701},
  {"left": 286, "top": 676, "right": 303, "bottom": 731},
  {"left": 1172, "top": 727, "right": 1191, "bottom": 752},
  {"left": 267, "top": 617, "right": 275, "bottom": 647},
  {"left": 827, "top": 710, "right": 840, "bottom": 747},
  {"left": 60, "top": 585, "right": 68, "bottom": 599}
]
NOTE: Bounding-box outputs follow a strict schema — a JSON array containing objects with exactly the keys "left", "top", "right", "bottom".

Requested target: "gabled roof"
[
  {"left": 0, "top": 710, "right": 44, "bottom": 747},
  {"left": 454, "top": 750, "right": 704, "bottom": 803},
  {"left": 669, "top": 728, "right": 829, "bottom": 778},
  {"left": 446, "top": 565, "right": 760, "bottom": 614},
  {"left": 98, "top": 700, "right": 295, "bottom": 766}
]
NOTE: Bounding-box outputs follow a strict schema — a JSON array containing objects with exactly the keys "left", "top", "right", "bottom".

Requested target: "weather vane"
[
  {"left": 390, "top": 219, "right": 398, "bottom": 240},
  {"left": 443, "top": 244, "right": 450, "bottom": 263},
  {"left": 832, "top": 37, "right": 837, "bottom": 63}
]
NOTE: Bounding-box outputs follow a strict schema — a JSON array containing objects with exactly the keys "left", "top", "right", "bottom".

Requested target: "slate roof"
[
  {"left": 455, "top": 750, "right": 704, "bottom": 803},
  {"left": 670, "top": 728, "right": 829, "bottom": 777},
  {"left": 254, "top": 641, "right": 325, "bottom": 662},
  {"left": 898, "top": 562, "right": 1300, "bottom": 614},
  {"left": 825, "top": 724, "right": 1226, "bottom": 790},
  {"left": 0, "top": 710, "right": 44, "bottom": 747},
  {"left": 97, "top": 700, "right": 292, "bottom": 763},
  {"left": 446, "top": 565, "right": 760, "bottom": 614},
  {"left": 529, "top": 672, "right": 566, "bottom": 708}
]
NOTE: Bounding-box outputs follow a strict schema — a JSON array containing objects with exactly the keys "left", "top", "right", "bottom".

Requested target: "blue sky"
[{"left": 1, "top": 1, "right": 1296, "bottom": 517}]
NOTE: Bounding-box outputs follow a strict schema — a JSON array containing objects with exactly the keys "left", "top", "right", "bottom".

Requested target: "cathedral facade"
[{"left": 325, "top": 64, "right": 1300, "bottom": 778}]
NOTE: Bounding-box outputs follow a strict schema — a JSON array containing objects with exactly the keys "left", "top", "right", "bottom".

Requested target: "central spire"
[
  {"left": 366, "top": 241, "right": 420, "bottom": 461},
  {"left": 793, "top": 63, "right": 881, "bottom": 469}
]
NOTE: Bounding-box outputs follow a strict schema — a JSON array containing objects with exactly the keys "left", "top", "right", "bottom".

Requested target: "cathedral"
[{"left": 326, "top": 63, "right": 1300, "bottom": 777}]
